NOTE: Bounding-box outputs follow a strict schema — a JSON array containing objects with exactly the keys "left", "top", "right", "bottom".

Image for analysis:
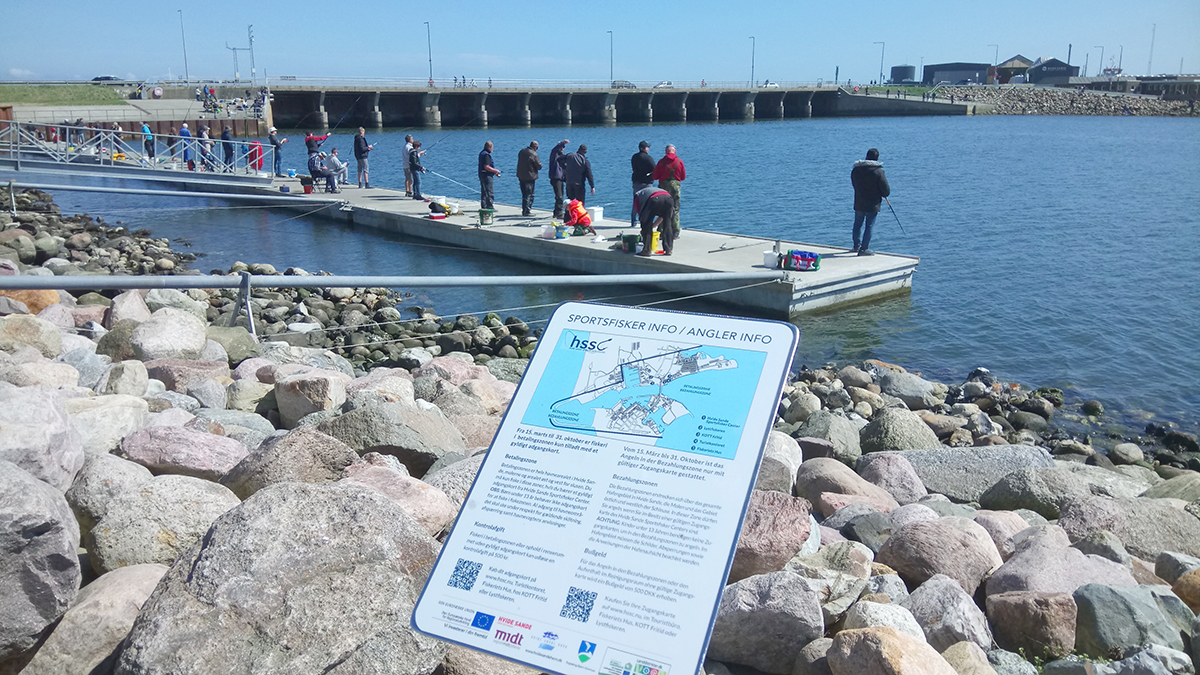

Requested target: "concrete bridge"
[{"left": 260, "top": 84, "right": 966, "bottom": 128}]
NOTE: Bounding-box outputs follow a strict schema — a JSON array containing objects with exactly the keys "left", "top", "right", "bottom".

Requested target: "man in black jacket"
[
  {"left": 630, "top": 141, "right": 654, "bottom": 227},
  {"left": 479, "top": 141, "right": 501, "bottom": 209},
  {"left": 354, "top": 127, "right": 373, "bottom": 188},
  {"left": 556, "top": 144, "right": 594, "bottom": 207},
  {"left": 850, "top": 148, "right": 891, "bottom": 256},
  {"left": 516, "top": 141, "right": 542, "bottom": 216}
]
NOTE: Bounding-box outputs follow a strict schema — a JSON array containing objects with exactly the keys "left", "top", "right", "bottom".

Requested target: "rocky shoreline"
[
  {"left": 2, "top": 186, "right": 1200, "bottom": 675},
  {"left": 938, "top": 85, "right": 1199, "bottom": 116}
]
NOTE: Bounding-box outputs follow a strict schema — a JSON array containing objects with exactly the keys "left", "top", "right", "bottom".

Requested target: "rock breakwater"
[{"left": 937, "top": 85, "right": 1198, "bottom": 116}]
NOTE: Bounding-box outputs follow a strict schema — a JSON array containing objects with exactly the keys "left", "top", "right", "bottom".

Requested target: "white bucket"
[
  {"left": 542, "top": 225, "right": 557, "bottom": 239},
  {"left": 763, "top": 251, "right": 780, "bottom": 268},
  {"left": 587, "top": 207, "right": 603, "bottom": 222}
]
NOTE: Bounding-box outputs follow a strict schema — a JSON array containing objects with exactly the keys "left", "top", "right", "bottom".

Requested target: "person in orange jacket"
[{"left": 563, "top": 199, "right": 596, "bottom": 235}]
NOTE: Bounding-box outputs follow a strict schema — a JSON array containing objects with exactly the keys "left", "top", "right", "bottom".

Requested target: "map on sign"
[{"left": 521, "top": 329, "right": 767, "bottom": 459}]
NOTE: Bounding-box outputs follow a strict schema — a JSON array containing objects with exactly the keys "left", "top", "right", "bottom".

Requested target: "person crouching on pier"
[
  {"left": 633, "top": 185, "right": 675, "bottom": 257},
  {"left": 564, "top": 199, "right": 597, "bottom": 235}
]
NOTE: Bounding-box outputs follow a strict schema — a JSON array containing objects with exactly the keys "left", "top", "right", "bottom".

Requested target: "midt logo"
[
  {"left": 494, "top": 628, "right": 524, "bottom": 646},
  {"left": 569, "top": 334, "right": 612, "bottom": 352}
]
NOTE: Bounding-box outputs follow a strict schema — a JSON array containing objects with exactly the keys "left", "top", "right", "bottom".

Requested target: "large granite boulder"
[
  {"left": 220, "top": 427, "right": 361, "bottom": 500},
  {"left": 275, "top": 370, "right": 349, "bottom": 428},
  {"left": 0, "top": 461, "right": 81, "bottom": 665},
  {"left": 1058, "top": 495, "right": 1200, "bottom": 560},
  {"left": 859, "top": 408, "right": 943, "bottom": 453},
  {"left": 986, "top": 525, "right": 1138, "bottom": 597},
  {"left": 103, "top": 290, "right": 151, "bottom": 328},
  {"left": 85, "top": 474, "right": 240, "bottom": 575},
  {"left": 423, "top": 454, "right": 486, "bottom": 508},
  {"left": 1072, "top": 584, "right": 1194, "bottom": 659},
  {"left": 257, "top": 340, "right": 354, "bottom": 377},
  {"left": 728, "top": 490, "right": 813, "bottom": 583},
  {"left": 144, "top": 359, "right": 231, "bottom": 394},
  {"left": 843, "top": 601, "right": 926, "bottom": 641},
  {"left": 858, "top": 452, "right": 928, "bottom": 505},
  {"left": 130, "top": 308, "right": 208, "bottom": 361},
  {"left": 903, "top": 574, "right": 993, "bottom": 652},
  {"left": 144, "top": 289, "right": 207, "bottom": 321},
  {"left": 980, "top": 465, "right": 1154, "bottom": 519},
  {"left": 877, "top": 370, "right": 947, "bottom": 411},
  {"left": 317, "top": 401, "right": 468, "bottom": 477},
  {"left": 794, "top": 458, "right": 899, "bottom": 510},
  {"left": 65, "top": 452, "right": 153, "bottom": 536},
  {"left": 877, "top": 519, "right": 1001, "bottom": 595},
  {"left": 827, "top": 626, "right": 957, "bottom": 675},
  {"left": 1143, "top": 473, "right": 1200, "bottom": 501},
  {"left": 755, "top": 431, "right": 803, "bottom": 494},
  {"left": 114, "top": 482, "right": 447, "bottom": 675},
  {"left": 796, "top": 411, "right": 862, "bottom": 465},
  {"left": 117, "top": 426, "right": 249, "bottom": 481},
  {"left": 866, "top": 445, "right": 1054, "bottom": 503},
  {"left": 340, "top": 455, "right": 457, "bottom": 536},
  {"left": 63, "top": 394, "right": 150, "bottom": 454},
  {"left": 707, "top": 571, "right": 824, "bottom": 675},
  {"left": 0, "top": 314, "right": 62, "bottom": 358},
  {"left": 986, "top": 591, "right": 1077, "bottom": 660},
  {"left": 0, "top": 386, "right": 84, "bottom": 491},
  {"left": 21, "top": 563, "right": 167, "bottom": 675}
]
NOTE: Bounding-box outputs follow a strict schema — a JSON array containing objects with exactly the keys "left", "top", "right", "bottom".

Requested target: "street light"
[
  {"left": 1095, "top": 46, "right": 1105, "bottom": 74},
  {"left": 749, "top": 36, "right": 755, "bottom": 87},
  {"left": 178, "top": 9, "right": 190, "bottom": 82},
  {"left": 607, "top": 31, "right": 613, "bottom": 83},
  {"left": 874, "top": 41, "right": 885, "bottom": 84},
  {"left": 424, "top": 22, "right": 433, "bottom": 84},
  {"left": 988, "top": 44, "right": 998, "bottom": 66}
]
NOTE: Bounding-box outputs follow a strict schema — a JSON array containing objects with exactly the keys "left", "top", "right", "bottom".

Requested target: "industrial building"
[
  {"left": 996, "top": 55, "right": 1034, "bottom": 84},
  {"left": 890, "top": 65, "right": 917, "bottom": 83},
  {"left": 922, "top": 62, "right": 991, "bottom": 85},
  {"left": 1026, "top": 58, "right": 1080, "bottom": 85}
]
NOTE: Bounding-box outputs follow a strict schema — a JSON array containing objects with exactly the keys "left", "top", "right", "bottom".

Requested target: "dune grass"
[{"left": 0, "top": 85, "right": 127, "bottom": 106}]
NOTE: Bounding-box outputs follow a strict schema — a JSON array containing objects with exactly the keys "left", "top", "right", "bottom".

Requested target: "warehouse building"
[
  {"left": 922, "top": 62, "right": 990, "bottom": 85},
  {"left": 1026, "top": 58, "right": 1080, "bottom": 85}
]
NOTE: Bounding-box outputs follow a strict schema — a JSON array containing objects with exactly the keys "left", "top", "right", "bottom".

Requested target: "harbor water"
[{"left": 42, "top": 114, "right": 1200, "bottom": 426}]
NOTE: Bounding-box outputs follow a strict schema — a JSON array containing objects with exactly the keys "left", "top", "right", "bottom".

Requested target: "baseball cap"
[{"left": 268, "top": 126, "right": 277, "bottom": 132}]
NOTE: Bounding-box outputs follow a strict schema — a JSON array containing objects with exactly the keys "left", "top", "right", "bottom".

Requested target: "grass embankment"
[{"left": 0, "top": 85, "right": 127, "bottom": 106}]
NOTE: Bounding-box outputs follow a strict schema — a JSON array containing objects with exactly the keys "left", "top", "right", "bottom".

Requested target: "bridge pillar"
[
  {"left": 709, "top": 92, "right": 721, "bottom": 121},
  {"left": 369, "top": 92, "right": 382, "bottom": 128},
  {"left": 473, "top": 93, "right": 489, "bottom": 127},
  {"left": 563, "top": 93, "right": 572, "bottom": 125},
  {"left": 801, "top": 91, "right": 813, "bottom": 117},
  {"left": 316, "top": 91, "right": 329, "bottom": 128},
  {"left": 741, "top": 91, "right": 757, "bottom": 120},
  {"left": 421, "top": 92, "right": 441, "bottom": 127},
  {"left": 676, "top": 92, "right": 688, "bottom": 121},
  {"left": 520, "top": 93, "right": 531, "bottom": 126},
  {"left": 602, "top": 92, "right": 617, "bottom": 124}
]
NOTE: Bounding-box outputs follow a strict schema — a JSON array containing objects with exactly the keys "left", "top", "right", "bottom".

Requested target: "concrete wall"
[{"left": 833, "top": 92, "right": 967, "bottom": 116}]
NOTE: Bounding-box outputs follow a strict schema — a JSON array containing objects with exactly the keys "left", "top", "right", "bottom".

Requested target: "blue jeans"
[
  {"left": 412, "top": 171, "right": 422, "bottom": 198},
  {"left": 273, "top": 150, "right": 282, "bottom": 176},
  {"left": 853, "top": 210, "right": 878, "bottom": 251}
]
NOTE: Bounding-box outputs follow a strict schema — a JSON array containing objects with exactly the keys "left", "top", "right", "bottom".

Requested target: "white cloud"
[{"left": 8, "top": 68, "right": 35, "bottom": 78}]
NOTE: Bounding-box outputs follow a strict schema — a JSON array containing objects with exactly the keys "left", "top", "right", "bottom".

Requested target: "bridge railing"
[
  {"left": 261, "top": 77, "right": 854, "bottom": 90},
  {"left": 0, "top": 120, "right": 276, "bottom": 176}
]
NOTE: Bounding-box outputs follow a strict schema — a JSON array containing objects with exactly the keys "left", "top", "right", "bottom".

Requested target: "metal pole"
[
  {"left": 249, "top": 25, "right": 256, "bottom": 85},
  {"left": 1083, "top": 53, "right": 1089, "bottom": 78},
  {"left": 990, "top": 44, "right": 998, "bottom": 66},
  {"left": 749, "top": 36, "right": 755, "bottom": 87},
  {"left": 7, "top": 179, "right": 15, "bottom": 216},
  {"left": 178, "top": 10, "right": 190, "bottom": 82},
  {"left": 607, "top": 31, "right": 613, "bottom": 83},
  {"left": 874, "top": 41, "right": 885, "bottom": 84},
  {"left": 425, "top": 22, "right": 433, "bottom": 82},
  {"left": 227, "top": 44, "right": 240, "bottom": 80},
  {"left": 1095, "top": 46, "right": 1105, "bottom": 74},
  {"left": 1119, "top": 45, "right": 1123, "bottom": 72},
  {"left": 1147, "top": 24, "right": 1155, "bottom": 75}
]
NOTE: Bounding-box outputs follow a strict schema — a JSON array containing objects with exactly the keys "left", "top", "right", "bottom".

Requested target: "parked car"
[
  {"left": 763, "top": 81, "right": 780, "bottom": 88},
  {"left": 91, "top": 76, "right": 119, "bottom": 82},
  {"left": 653, "top": 81, "right": 674, "bottom": 89},
  {"left": 611, "top": 80, "right": 637, "bottom": 89}
]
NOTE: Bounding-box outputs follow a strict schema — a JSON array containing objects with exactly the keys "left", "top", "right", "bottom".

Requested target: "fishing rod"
[
  {"left": 428, "top": 170, "right": 481, "bottom": 194},
  {"left": 423, "top": 114, "right": 481, "bottom": 153},
  {"left": 884, "top": 197, "right": 907, "bottom": 234},
  {"left": 329, "top": 96, "right": 363, "bottom": 132}
]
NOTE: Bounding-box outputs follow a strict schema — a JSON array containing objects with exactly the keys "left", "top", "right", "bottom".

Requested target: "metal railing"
[
  {"left": 1, "top": 120, "right": 276, "bottom": 176},
  {"left": 223, "top": 77, "right": 852, "bottom": 91}
]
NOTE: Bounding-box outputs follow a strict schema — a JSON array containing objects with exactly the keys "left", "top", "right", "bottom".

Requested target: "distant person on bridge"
[
  {"left": 547, "top": 139, "right": 570, "bottom": 219},
  {"left": 850, "top": 147, "right": 890, "bottom": 256},
  {"left": 305, "top": 131, "right": 330, "bottom": 156},
  {"left": 179, "top": 123, "right": 194, "bottom": 170},
  {"left": 403, "top": 134, "right": 415, "bottom": 196},
  {"left": 354, "top": 127, "right": 373, "bottom": 188},
  {"left": 516, "top": 141, "right": 542, "bottom": 216},
  {"left": 633, "top": 185, "right": 675, "bottom": 257},
  {"left": 557, "top": 144, "right": 595, "bottom": 207},
  {"left": 409, "top": 140, "right": 427, "bottom": 200},
  {"left": 630, "top": 140, "right": 655, "bottom": 227},
  {"left": 479, "top": 141, "right": 501, "bottom": 209},
  {"left": 221, "top": 126, "right": 234, "bottom": 170},
  {"left": 268, "top": 127, "right": 288, "bottom": 177},
  {"left": 652, "top": 144, "right": 686, "bottom": 237}
]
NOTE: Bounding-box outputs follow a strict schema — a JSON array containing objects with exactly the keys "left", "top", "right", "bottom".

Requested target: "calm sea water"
[{"left": 39, "top": 115, "right": 1200, "bottom": 428}]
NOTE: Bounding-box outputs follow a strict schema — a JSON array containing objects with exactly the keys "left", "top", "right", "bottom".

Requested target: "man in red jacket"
[{"left": 652, "top": 144, "right": 686, "bottom": 238}]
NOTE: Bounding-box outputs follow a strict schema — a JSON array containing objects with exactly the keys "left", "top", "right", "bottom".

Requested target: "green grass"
[{"left": 0, "top": 84, "right": 127, "bottom": 107}]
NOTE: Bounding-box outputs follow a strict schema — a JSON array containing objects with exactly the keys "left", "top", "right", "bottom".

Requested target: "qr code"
[
  {"left": 559, "top": 586, "right": 597, "bottom": 623},
  {"left": 447, "top": 559, "right": 482, "bottom": 591}
]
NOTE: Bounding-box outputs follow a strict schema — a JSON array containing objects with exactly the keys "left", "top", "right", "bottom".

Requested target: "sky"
[{"left": 3, "top": 0, "right": 1199, "bottom": 84}]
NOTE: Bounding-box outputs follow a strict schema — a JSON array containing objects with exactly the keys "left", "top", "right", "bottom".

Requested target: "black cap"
[{"left": 639, "top": 141, "right": 650, "bottom": 150}]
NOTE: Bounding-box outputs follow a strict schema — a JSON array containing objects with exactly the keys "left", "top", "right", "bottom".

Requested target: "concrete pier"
[{"left": 254, "top": 178, "right": 919, "bottom": 317}]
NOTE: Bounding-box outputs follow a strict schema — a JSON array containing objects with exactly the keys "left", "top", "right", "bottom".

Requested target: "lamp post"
[
  {"left": 1095, "top": 46, "right": 1105, "bottom": 74},
  {"left": 1147, "top": 24, "right": 1156, "bottom": 75},
  {"left": 920, "top": 56, "right": 925, "bottom": 84},
  {"left": 607, "top": 31, "right": 613, "bottom": 83},
  {"left": 988, "top": 44, "right": 998, "bottom": 66},
  {"left": 424, "top": 22, "right": 433, "bottom": 84},
  {"left": 874, "top": 41, "right": 885, "bottom": 84},
  {"left": 178, "top": 9, "right": 190, "bottom": 82},
  {"left": 248, "top": 25, "right": 256, "bottom": 85},
  {"left": 749, "top": 36, "right": 755, "bottom": 87}
]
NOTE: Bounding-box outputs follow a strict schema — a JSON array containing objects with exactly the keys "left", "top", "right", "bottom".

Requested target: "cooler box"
[
  {"left": 586, "top": 207, "right": 603, "bottom": 222},
  {"left": 782, "top": 250, "right": 820, "bottom": 271}
]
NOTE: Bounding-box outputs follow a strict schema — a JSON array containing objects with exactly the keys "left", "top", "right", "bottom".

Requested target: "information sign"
[{"left": 412, "top": 302, "right": 799, "bottom": 675}]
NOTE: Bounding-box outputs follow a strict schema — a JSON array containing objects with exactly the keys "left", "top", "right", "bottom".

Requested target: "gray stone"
[
  {"left": 0, "top": 314, "right": 62, "bottom": 357},
  {"left": 1009, "top": 410, "right": 1049, "bottom": 433},
  {"left": 729, "top": 490, "right": 814, "bottom": 583},
  {"left": 755, "top": 431, "right": 803, "bottom": 494},
  {"left": 864, "top": 445, "right": 1055, "bottom": 503},
  {"left": 877, "top": 519, "right": 1002, "bottom": 595},
  {"left": 221, "top": 427, "right": 362, "bottom": 500},
  {"left": 890, "top": 503, "right": 940, "bottom": 530},
  {"left": 903, "top": 574, "right": 993, "bottom": 652},
  {"left": 56, "top": 348, "right": 110, "bottom": 390},
  {"left": 784, "top": 541, "right": 873, "bottom": 623},
  {"left": 485, "top": 357, "right": 526, "bottom": 384},
  {"left": 987, "top": 650, "right": 1039, "bottom": 675},
  {"left": 859, "top": 407, "right": 943, "bottom": 453},
  {"left": 1143, "top": 473, "right": 1200, "bottom": 502},
  {"left": 796, "top": 410, "right": 862, "bottom": 466},
  {"left": 878, "top": 370, "right": 946, "bottom": 410},
  {"left": 340, "top": 456, "right": 458, "bottom": 536},
  {"left": 225, "top": 379, "right": 272, "bottom": 412},
  {"left": 206, "top": 326, "right": 259, "bottom": 365},
  {"left": 62, "top": 394, "right": 150, "bottom": 454},
  {"left": 440, "top": 643, "right": 543, "bottom": 675},
  {"left": 980, "top": 464, "right": 1153, "bottom": 519},
  {"left": 0, "top": 359, "right": 79, "bottom": 388},
  {"left": 838, "top": 365, "right": 873, "bottom": 389},
  {"left": 117, "top": 426, "right": 249, "bottom": 481},
  {"left": 820, "top": 503, "right": 879, "bottom": 531},
  {"left": 843, "top": 511, "right": 894, "bottom": 553},
  {"left": 199, "top": 339, "right": 229, "bottom": 365},
  {"left": 1155, "top": 552, "right": 1200, "bottom": 585},
  {"left": 858, "top": 452, "right": 928, "bottom": 505},
  {"left": 785, "top": 392, "right": 823, "bottom": 425},
  {"left": 0, "top": 296, "right": 29, "bottom": 314},
  {"left": 276, "top": 371, "right": 348, "bottom": 428},
  {"left": 792, "top": 637, "right": 833, "bottom": 675},
  {"left": 843, "top": 601, "right": 925, "bottom": 641},
  {"left": 866, "top": 573, "right": 910, "bottom": 604},
  {"left": 97, "top": 359, "right": 150, "bottom": 397},
  {"left": 318, "top": 401, "right": 468, "bottom": 477},
  {"left": 423, "top": 454, "right": 485, "bottom": 508},
  {"left": 974, "top": 510, "right": 1034, "bottom": 560},
  {"left": 1058, "top": 495, "right": 1200, "bottom": 560},
  {"left": 85, "top": 474, "right": 240, "bottom": 575},
  {"left": 20, "top": 563, "right": 168, "bottom": 675},
  {"left": 144, "top": 288, "right": 208, "bottom": 321},
  {"left": 186, "top": 378, "right": 228, "bottom": 409},
  {"left": 1110, "top": 443, "right": 1145, "bottom": 465},
  {"left": 1073, "top": 584, "right": 1193, "bottom": 658},
  {"left": 0, "top": 386, "right": 84, "bottom": 491},
  {"left": 193, "top": 408, "right": 276, "bottom": 437},
  {"left": 987, "top": 525, "right": 1139, "bottom": 597},
  {"left": 707, "top": 571, "right": 824, "bottom": 675},
  {"left": 114, "top": 482, "right": 447, "bottom": 675},
  {"left": 257, "top": 340, "right": 354, "bottom": 377},
  {"left": 147, "top": 389, "right": 201, "bottom": 413},
  {"left": 1072, "top": 530, "right": 1133, "bottom": 566},
  {"left": 0, "top": 461, "right": 81, "bottom": 664},
  {"left": 130, "top": 307, "right": 208, "bottom": 361},
  {"left": 65, "top": 452, "right": 153, "bottom": 536}
]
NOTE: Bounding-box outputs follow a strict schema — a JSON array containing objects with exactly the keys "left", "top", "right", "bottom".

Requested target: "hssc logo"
[
  {"left": 578, "top": 641, "right": 597, "bottom": 662},
  {"left": 470, "top": 612, "right": 495, "bottom": 631},
  {"left": 569, "top": 335, "right": 611, "bottom": 352}
]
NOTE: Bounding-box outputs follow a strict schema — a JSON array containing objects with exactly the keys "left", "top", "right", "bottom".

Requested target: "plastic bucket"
[
  {"left": 763, "top": 251, "right": 780, "bottom": 268},
  {"left": 478, "top": 209, "right": 494, "bottom": 226},
  {"left": 555, "top": 225, "right": 569, "bottom": 239},
  {"left": 287, "top": 169, "right": 296, "bottom": 178},
  {"left": 621, "top": 234, "right": 640, "bottom": 252},
  {"left": 650, "top": 231, "right": 661, "bottom": 253},
  {"left": 542, "top": 225, "right": 557, "bottom": 239},
  {"left": 303, "top": 185, "right": 314, "bottom": 194}
]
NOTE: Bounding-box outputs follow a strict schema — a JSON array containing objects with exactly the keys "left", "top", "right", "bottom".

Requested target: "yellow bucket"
[{"left": 650, "top": 231, "right": 661, "bottom": 253}]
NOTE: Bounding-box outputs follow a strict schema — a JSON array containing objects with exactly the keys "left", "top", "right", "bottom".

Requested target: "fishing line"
[
  {"left": 427, "top": 170, "right": 480, "bottom": 194},
  {"left": 329, "top": 96, "right": 363, "bottom": 131},
  {"left": 422, "top": 114, "right": 481, "bottom": 153}
]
